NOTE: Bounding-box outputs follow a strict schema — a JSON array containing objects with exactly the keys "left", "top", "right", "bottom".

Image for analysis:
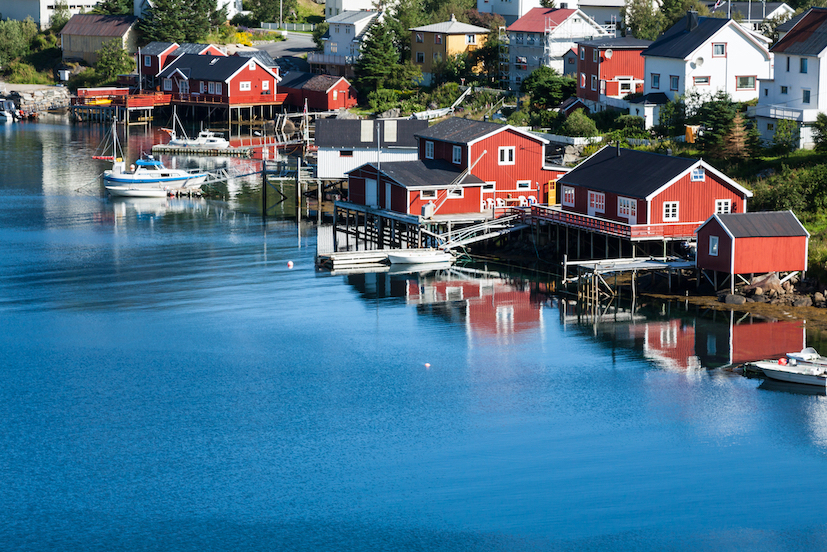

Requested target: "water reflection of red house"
[{"left": 406, "top": 277, "right": 542, "bottom": 337}]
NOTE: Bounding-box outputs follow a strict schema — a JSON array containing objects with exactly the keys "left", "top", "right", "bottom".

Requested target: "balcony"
[
  {"left": 530, "top": 205, "right": 701, "bottom": 240},
  {"left": 307, "top": 52, "right": 356, "bottom": 66}
]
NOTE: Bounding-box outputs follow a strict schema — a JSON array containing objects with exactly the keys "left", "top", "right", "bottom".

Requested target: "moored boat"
[
  {"left": 751, "top": 358, "right": 827, "bottom": 387},
  {"left": 387, "top": 249, "right": 454, "bottom": 265}
]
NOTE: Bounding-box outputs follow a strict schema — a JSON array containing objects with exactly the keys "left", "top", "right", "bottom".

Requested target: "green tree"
[
  {"left": 385, "top": 60, "right": 423, "bottom": 91},
  {"left": 49, "top": 0, "right": 71, "bottom": 31},
  {"left": 139, "top": 0, "right": 188, "bottom": 42},
  {"left": 659, "top": 0, "right": 710, "bottom": 30},
  {"left": 96, "top": 38, "right": 135, "bottom": 82},
  {"left": 521, "top": 66, "right": 576, "bottom": 108},
  {"left": 468, "top": 32, "right": 504, "bottom": 87},
  {"left": 688, "top": 91, "right": 737, "bottom": 152},
  {"left": 92, "top": 0, "right": 133, "bottom": 15},
  {"left": 812, "top": 112, "right": 827, "bottom": 152},
  {"left": 772, "top": 118, "right": 799, "bottom": 155},
  {"left": 312, "top": 22, "right": 328, "bottom": 51},
  {"left": 621, "top": 0, "right": 665, "bottom": 40},
  {"left": 560, "top": 109, "right": 598, "bottom": 137},
  {"left": 540, "top": 0, "right": 556, "bottom": 7},
  {"left": 387, "top": 0, "right": 427, "bottom": 62},
  {"left": 432, "top": 52, "right": 473, "bottom": 85},
  {"left": 0, "top": 18, "right": 39, "bottom": 67},
  {"left": 247, "top": 0, "right": 298, "bottom": 25},
  {"left": 745, "top": 120, "right": 764, "bottom": 158},
  {"left": 354, "top": 20, "right": 400, "bottom": 93},
  {"left": 654, "top": 96, "right": 685, "bottom": 137}
]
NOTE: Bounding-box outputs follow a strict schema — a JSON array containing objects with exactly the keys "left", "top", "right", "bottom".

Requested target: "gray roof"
[
  {"left": 629, "top": 92, "right": 671, "bottom": 105},
  {"left": 558, "top": 146, "right": 697, "bottom": 198},
  {"left": 327, "top": 10, "right": 379, "bottom": 24},
  {"left": 576, "top": 36, "right": 653, "bottom": 48},
  {"left": 643, "top": 14, "right": 730, "bottom": 59},
  {"left": 174, "top": 43, "right": 220, "bottom": 55},
  {"left": 713, "top": 211, "right": 808, "bottom": 238},
  {"left": 707, "top": 2, "right": 789, "bottom": 18},
  {"left": 352, "top": 159, "right": 485, "bottom": 188},
  {"left": 411, "top": 17, "right": 490, "bottom": 34},
  {"left": 141, "top": 41, "right": 177, "bottom": 55},
  {"left": 60, "top": 14, "right": 138, "bottom": 37},
  {"left": 235, "top": 49, "right": 278, "bottom": 68},
  {"left": 158, "top": 54, "right": 255, "bottom": 81},
  {"left": 772, "top": 7, "right": 827, "bottom": 55},
  {"left": 316, "top": 118, "right": 428, "bottom": 148},
  {"left": 778, "top": 10, "right": 807, "bottom": 32},
  {"left": 415, "top": 117, "right": 509, "bottom": 144}
]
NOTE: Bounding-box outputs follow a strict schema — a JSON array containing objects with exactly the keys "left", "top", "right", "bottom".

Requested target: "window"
[
  {"left": 618, "top": 197, "right": 636, "bottom": 218},
  {"left": 693, "top": 76, "right": 709, "bottom": 85},
  {"left": 709, "top": 235, "right": 719, "bottom": 256},
  {"left": 651, "top": 73, "right": 660, "bottom": 89},
  {"left": 715, "top": 199, "right": 731, "bottom": 214},
  {"left": 416, "top": 32, "right": 423, "bottom": 43},
  {"left": 447, "top": 188, "right": 463, "bottom": 198},
  {"left": 208, "top": 81, "right": 215, "bottom": 94},
  {"left": 163, "top": 78, "right": 172, "bottom": 91},
  {"left": 691, "top": 167, "right": 705, "bottom": 181},
  {"left": 144, "top": 56, "right": 151, "bottom": 67},
  {"left": 498, "top": 146, "right": 515, "bottom": 165},
  {"left": 248, "top": 61, "right": 255, "bottom": 71},
  {"left": 330, "top": 42, "right": 337, "bottom": 53},
  {"left": 346, "top": 26, "right": 350, "bottom": 34},
  {"left": 200, "top": 81, "right": 205, "bottom": 93},
  {"left": 515, "top": 33, "right": 523, "bottom": 45},
  {"left": 801, "top": 57, "right": 808, "bottom": 73},
  {"left": 663, "top": 201, "right": 679, "bottom": 221},
  {"left": 425, "top": 141, "right": 434, "bottom": 159},
  {"left": 803, "top": 89, "right": 811, "bottom": 104},
  {"left": 433, "top": 53, "right": 441, "bottom": 62},
  {"left": 334, "top": 25, "right": 339, "bottom": 33},
  {"left": 435, "top": 34, "right": 442, "bottom": 44},
  {"left": 736, "top": 76, "right": 755, "bottom": 90},
  {"left": 713, "top": 43, "right": 726, "bottom": 57},
  {"left": 670, "top": 75, "right": 679, "bottom": 90},
  {"left": 240, "top": 81, "right": 251, "bottom": 91},
  {"left": 593, "top": 49, "right": 598, "bottom": 62},
  {"left": 466, "top": 34, "right": 476, "bottom": 44},
  {"left": 516, "top": 56, "right": 527, "bottom": 70},
  {"left": 767, "top": 123, "right": 774, "bottom": 130},
  {"left": 620, "top": 81, "right": 631, "bottom": 92},
  {"left": 580, "top": 47, "right": 585, "bottom": 60},
  {"left": 452, "top": 145, "right": 462, "bottom": 164},
  {"left": 764, "top": 88, "right": 768, "bottom": 96},
  {"left": 580, "top": 73, "right": 586, "bottom": 88},
  {"left": 562, "top": 186, "right": 575, "bottom": 207},
  {"left": 589, "top": 191, "right": 605, "bottom": 212},
  {"left": 781, "top": 85, "right": 788, "bottom": 94},
  {"left": 216, "top": 83, "right": 222, "bottom": 94},
  {"left": 416, "top": 51, "right": 424, "bottom": 63},
  {"left": 421, "top": 189, "right": 437, "bottom": 199},
  {"left": 591, "top": 75, "right": 597, "bottom": 91},
  {"left": 483, "top": 182, "right": 495, "bottom": 191},
  {"left": 332, "top": 90, "right": 337, "bottom": 100},
  {"left": 339, "top": 150, "right": 353, "bottom": 157},
  {"left": 786, "top": 56, "right": 790, "bottom": 72},
  {"left": 517, "top": 180, "right": 530, "bottom": 189},
  {"left": 262, "top": 80, "right": 269, "bottom": 90}
]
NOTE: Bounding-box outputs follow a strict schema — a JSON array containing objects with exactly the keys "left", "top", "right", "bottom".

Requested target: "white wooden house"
[{"left": 308, "top": 10, "right": 382, "bottom": 77}]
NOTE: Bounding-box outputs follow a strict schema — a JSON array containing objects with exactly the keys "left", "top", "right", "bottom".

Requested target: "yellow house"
[{"left": 410, "top": 15, "right": 490, "bottom": 85}]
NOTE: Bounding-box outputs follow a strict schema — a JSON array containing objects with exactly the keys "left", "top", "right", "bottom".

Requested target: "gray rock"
[
  {"left": 724, "top": 294, "right": 747, "bottom": 305},
  {"left": 815, "top": 292, "right": 824, "bottom": 303},
  {"left": 379, "top": 108, "right": 401, "bottom": 119},
  {"left": 793, "top": 296, "right": 813, "bottom": 307},
  {"left": 753, "top": 286, "right": 763, "bottom": 296}
]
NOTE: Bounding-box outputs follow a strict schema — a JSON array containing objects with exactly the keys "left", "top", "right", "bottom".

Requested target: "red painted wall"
[
  {"left": 649, "top": 171, "right": 746, "bottom": 225},
  {"left": 731, "top": 320, "right": 805, "bottom": 364},
  {"left": 696, "top": 218, "right": 733, "bottom": 272},
  {"left": 733, "top": 236, "right": 808, "bottom": 274},
  {"left": 577, "top": 46, "right": 646, "bottom": 102}
]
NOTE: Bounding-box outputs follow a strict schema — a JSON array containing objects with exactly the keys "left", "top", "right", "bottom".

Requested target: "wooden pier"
[{"left": 151, "top": 144, "right": 253, "bottom": 157}]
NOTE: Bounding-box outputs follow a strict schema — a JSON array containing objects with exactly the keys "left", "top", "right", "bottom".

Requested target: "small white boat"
[
  {"left": 787, "top": 347, "right": 827, "bottom": 366},
  {"left": 387, "top": 249, "right": 454, "bottom": 265},
  {"left": 161, "top": 107, "right": 230, "bottom": 149},
  {"left": 752, "top": 358, "right": 827, "bottom": 387},
  {"left": 104, "top": 155, "right": 207, "bottom": 197}
]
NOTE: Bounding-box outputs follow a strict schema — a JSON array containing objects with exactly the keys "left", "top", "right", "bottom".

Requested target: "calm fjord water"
[{"left": 2, "top": 120, "right": 827, "bottom": 551}]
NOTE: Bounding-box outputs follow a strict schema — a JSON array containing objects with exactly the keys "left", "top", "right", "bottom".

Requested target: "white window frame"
[
  {"left": 208, "top": 81, "right": 215, "bottom": 94},
  {"left": 163, "top": 78, "right": 172, "bottom": 91},
  {"left": 591, "top": 75, "right": 597, "bottom": 91},
  {"left": 466, "top": 34, "right": 476, "bottom": 44},
  {"left": 651, "top": 73, "right": 660, "bottom": 89},
  {"left": 452, "top": 145, "right": 462, "bottom": 164},
  {"left": 332, "top": 90, "right": 337, "bottom": 100},
  {"left": 216, "top": 83, "right": 222, "bottom": 95},
  {"left": 589, "top": 191, "right": 605, "bottom": 212},
  {"left": 803, "top": 89, "right": 811, "bottom": 104},
  {"left": 562, "top": 186, "right": 575, "bottom": 207},
  {"left": 248, "top": 61, "right": 255, "bottom": 71},
  {"left": 144, "top": 56, "right": 151, "bottom": 67},
  {"left": 618, "top": 197, "right": 636, "bottom": 218},
  {"left": 715, "top": 199, "right": 731, "bottom": 214},
  {"left": 709, "top": 235, "right": 719, "bottom": 256},
  {"left": 498, "top": 146, "right": 515, "bottom": 165},
  {"left": 447, "top": 188, "right": 463, "bottom": 198},
  {"left": 691, "top": 167, "right": 705, "bottom": 181},
  {"left": 416, "top": 32, "right": 423, "bottom": 43},
  {"left": 425, "top": 140, "right": 434, "bottom": 159},
  {"left": 713, "top": 43, "right": 726, "bottom": 57},
  {"left": 240, "top": 81, "right": 251, "bottom": 91},
  {"left": 670, "top": 75, "right": 679, "bottom": 90},
  {"left": 200, "top": 81, "right": 205, "bottom": 93},
  {"left": 421, "top": 189, "right": 437, "bottom": 199},
  {"left": 663, "top": 201, "right": 679, "bottom": 221},
  {"left": 517, "top": 180, "right": 530, "bottom": 189},
  {"left": 262, "top": 79, "right": 269, "bottom": 90}
]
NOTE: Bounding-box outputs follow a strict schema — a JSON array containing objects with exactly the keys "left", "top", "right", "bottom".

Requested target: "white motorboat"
[
  {"left": 752, "top": 358, "right": 827, "bottom": 387},
  {"left": 161, "top": 107, "right": 230, "bottom": 149},
  {"left": 0, "top": 100, "right": 16, "bottom": 123},
  {"left": 787, "top": 347, "right": 827, "bottom": 366},
  {"left": 387, "top": 249, "right": 454, "bottom": 265}
]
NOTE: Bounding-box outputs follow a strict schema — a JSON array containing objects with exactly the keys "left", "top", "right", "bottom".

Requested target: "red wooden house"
[
  {"left": 157, "top": 54, "right": 281, "bottom": 104},
  {"left": 553, "top": 146, "right": 753, "bottom": 240},
  {"left": 279, "top": 71, "right": 358, "bottom": 111},
  {"left": 696, "top": 211, "right": 809, "bottom": 291},
  {"left": 140, "top": 42, "right": 226, "bottom": 91},
  {"left": 576, "top": 36, "right": 651, "bottom": 105},
  {"left": 347, "top": 117, "right": 569, "bottom": 217}
]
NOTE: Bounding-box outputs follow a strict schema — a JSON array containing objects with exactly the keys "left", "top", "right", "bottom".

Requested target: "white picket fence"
[{"left": 261, "top": 22, "right": 316, "bottom": 31}]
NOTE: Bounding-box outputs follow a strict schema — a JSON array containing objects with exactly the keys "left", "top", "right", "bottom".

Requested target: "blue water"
[{"left": 2, "top": 120, "right": 827, "bottom": 551}]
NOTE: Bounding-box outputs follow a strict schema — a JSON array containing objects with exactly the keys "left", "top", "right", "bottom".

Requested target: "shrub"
[
  {"left": 4, "top": 61, "right": 54, "bottom": 84},
  {"left": 367, "top": 88, "right": 399, "bottom": 113},
  {"left": 559, "top": 109, "right": 598, "bottom": 137}
]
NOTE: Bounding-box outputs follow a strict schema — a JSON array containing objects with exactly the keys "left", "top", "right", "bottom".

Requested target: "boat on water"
[
  {"left": 161, "top": 107, "right": 230, "bottom": 149},
  {"left": 387, "top": 249, "right": 454, "bottom": 265},
  {"left": 0, "top": 100, "right": 17, "bottom": 123},
  {"left": 751, "top": 352, "right": 827, "bottom": 387}
]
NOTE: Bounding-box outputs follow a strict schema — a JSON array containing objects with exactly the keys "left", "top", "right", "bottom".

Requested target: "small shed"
[
  {"left": 696, "top": 211, "right": 809, "bottom": 292},
  {"left": 60, "top": 14, "right": 139, "bottom": 65},
  {"left": 279, "top": 71, "right": 358, "bottom": 111}
]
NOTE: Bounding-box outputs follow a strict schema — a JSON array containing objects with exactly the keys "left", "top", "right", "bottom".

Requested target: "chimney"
[
  {"left": 686, "top": 10, "right": 699, "bottom": 32},
  {"left": 450, "top": 13, "right": 456, "bottom": 22},
  {"left": 616, "top": 141, "right": 620, "bottom": 156}
]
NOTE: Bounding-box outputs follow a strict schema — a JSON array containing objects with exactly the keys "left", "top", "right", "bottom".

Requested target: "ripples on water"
[{"left": 2, "top": 122, "right": 827, "bottom": 551}]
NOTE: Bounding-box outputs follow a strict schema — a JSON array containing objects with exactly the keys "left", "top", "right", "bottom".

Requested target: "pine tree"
[
  {"left": 621, "top": 0, "right": 665, "bottom": 40},
  {"left": 354, "top": 20, "right": 399, "bottom": 93},
  {"left": 92, "top": 0, "right": 132, "bottom": 15},
  {"left": 745, "top": 120, "right": 763, "bottom": 158},
  {"left": 139, "top": 0, "right": 188, "bottom": 42},
  {"left": 722, "top": 113, "right": 747, "bottom": 160},
  {"left": 96, "top": 38, "right": 136, "bottom": 82}
]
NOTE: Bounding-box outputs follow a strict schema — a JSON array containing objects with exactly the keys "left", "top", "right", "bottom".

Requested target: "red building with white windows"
[
  {"left": 279, "top": 71, "right": 358, "bottom": 111},
  {"left": 552, "top": 146, "right": 753, "bottom": 240},
  {"left": 575, "top": 36, "right": 651, "bottom": 108},
  {"left": 139, "top": 42, "right": 226, "bottom": 91},
  {"left": 346, "top": 117, "right": 569, "bottom": 217},
  {"left": 157, "top": 54, "right": 281, "bottom": 104}
]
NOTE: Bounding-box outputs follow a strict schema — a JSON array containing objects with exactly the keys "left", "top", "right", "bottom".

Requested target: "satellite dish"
[
  {"left": 605, "top": 49, "right": 613, "bottom": 59},
  {"left": 695, "top": 56, "right": 704, "bottom": 67}
]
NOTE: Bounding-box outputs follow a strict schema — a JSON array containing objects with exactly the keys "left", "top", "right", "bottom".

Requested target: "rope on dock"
[{"left": 74, "top": 172, "right": 105, "bottom": 195}]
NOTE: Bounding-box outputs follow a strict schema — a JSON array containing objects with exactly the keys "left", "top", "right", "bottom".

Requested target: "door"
[
  {"left": 588, "top": 191, "right": 605, "bottom": 217},
  {"left": 365, "top": 178, "right": 377, "bottom": 207},
  {"left": 385, "top": 182, "right": 392, "bottom": 210}
]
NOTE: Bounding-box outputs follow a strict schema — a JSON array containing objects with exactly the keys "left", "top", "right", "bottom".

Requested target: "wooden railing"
[
  {"left": 530, "top": 205, "right": 701, "bottom": 240},
  {"left": 172, "top": 92, "right": 288, "bottom": 105}
]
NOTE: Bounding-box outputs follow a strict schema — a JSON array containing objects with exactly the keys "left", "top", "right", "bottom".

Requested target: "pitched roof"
[
  {"left": 415, "top": 117, "right": 546, "bottom": 145},
  {"left": 771, "top": 7, "right": 827, "bottom": 55},
  {"left": 643, "top": 14, "right": 730, "bottom": 59},
  {"left": 558, "top": 146, "right": 699, "bottom": 198},
  {"left": 235, "top": 49, "right": 278, "bottom": 68},
  {"left": 141, "top": 41, "right": 177, "bottom": 56},
  {"left": 629, "top": 92, "right": 672, "bottom": 104},
  {"left": 327, "top": 10, "right": 379, "bottom": 24},
  {"left": 576, "top": 36, "right": 653, "bottom": 48},
  {"left": 316, "top": 118, "right": 428, "bottom": 148},
  {"left": 158, "top": 54, "right": 263, "bottom": 82},
  {"left": 711, "top": 211, "right": 809, "bottom": 238},
  {"left": 411, "top": 15, "right": 490, "bottom": 34},
  {"left": 778, "top": 10, "right": 807, "bottom": 33},
  {"left": 707, "top": 1, "right": 789, "bottom": 18},
  {"left": 507, "top": 8, "right": 577, "bottom": 33},
  {"left": 60, "top": 14, "right": 138, "bottom": 37},
  {"left": 173, "top": 43, "right": 223, "bottom": 55},
  {"left": 353, "top": 159, "right": 486, "bottom": 188}
]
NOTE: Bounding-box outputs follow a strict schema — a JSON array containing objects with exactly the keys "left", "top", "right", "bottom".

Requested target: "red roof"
[{"left": 507, "top": 8, "right": 576, "bottom": 33}]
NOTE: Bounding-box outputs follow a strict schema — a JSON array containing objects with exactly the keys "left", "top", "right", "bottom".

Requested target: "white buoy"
[{"left": 287, "top": 261, "right": 294, "bottom": 269}]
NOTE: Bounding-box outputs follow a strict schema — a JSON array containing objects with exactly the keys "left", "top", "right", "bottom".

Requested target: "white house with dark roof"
[
  {"left": 316, "top": 119, "right": 428, "bottom": 180},
  {"left": 308, "top": 10, "right": 382, "bottom": 77},
  {"left": 634, "top": 11, "right": 772, "bottom": 128},
  {"left": 705, "top": 1, "right": 794, "bottom": 32},
  {"left": 753, "top": 7, "right": 827, "bottom": 149}
]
